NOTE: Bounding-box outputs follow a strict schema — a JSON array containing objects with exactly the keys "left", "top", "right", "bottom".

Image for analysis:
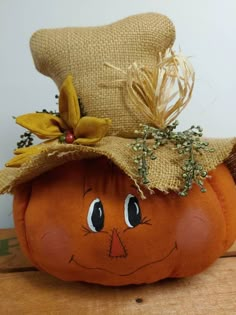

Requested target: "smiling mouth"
[{"left": 68, "top": 242, "right": 177, "bottom": 277}]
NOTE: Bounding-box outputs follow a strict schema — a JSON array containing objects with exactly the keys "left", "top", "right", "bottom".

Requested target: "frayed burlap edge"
[
  {"left": 0, "top": 136, "right": 235, "bottom": 194},
  {"left": 225, "top": 144, "right": 236, "bottom": 183}
]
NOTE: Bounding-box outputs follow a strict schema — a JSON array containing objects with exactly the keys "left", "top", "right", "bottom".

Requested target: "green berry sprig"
[
  {"left": 55, "top": 95, "right": 87, "bottom": 117},
  {"left": 131, "top": 121, "right": 214, "bottom": 196},
  {"left": 36, "top": 109, "right": 60, "bottom": 116},
  {"left": 78, "top": 97, "right": 87, "bottom": 117},
  {"left": 17, "top": 131, "right": 34, "bottom": 149}
]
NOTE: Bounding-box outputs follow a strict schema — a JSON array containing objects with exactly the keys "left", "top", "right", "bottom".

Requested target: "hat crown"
[{"left": 30, "top": 13, "right": 176, "bottom": 137}]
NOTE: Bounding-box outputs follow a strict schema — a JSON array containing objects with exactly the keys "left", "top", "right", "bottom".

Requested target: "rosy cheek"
[
  {"left": 176, "top": 209, "right": 212, "bottom": 253},
  {"left": 30, "top": 227, "right": 73, "bottom": 264}
]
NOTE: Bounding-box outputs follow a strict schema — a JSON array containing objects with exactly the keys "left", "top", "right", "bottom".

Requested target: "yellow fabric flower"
[
  {"left": 6, "top": 75, "right": 111, "bottom": 167},
  {"left": 6, "top": 145, "right": 47, "bottom": 167}
]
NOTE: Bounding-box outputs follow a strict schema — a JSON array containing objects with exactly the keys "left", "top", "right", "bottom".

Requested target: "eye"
[
  {"left": 87, "top": 198, "right": 104, "bottom": 232},
  {"left": 124, "top": 194, "right": 142, "bottom": 228}
]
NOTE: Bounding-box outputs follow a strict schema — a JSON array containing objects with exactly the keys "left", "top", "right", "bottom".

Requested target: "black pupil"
[
  {"left": 128, "top": 197, "right": 141, "bottom": 227},
  {"left": 92, "top": 201, "right": 104, "bottom": 232}
]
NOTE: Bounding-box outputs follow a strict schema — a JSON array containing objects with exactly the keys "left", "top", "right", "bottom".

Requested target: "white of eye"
[
  {"left": 87, "top": 198, "right": 102, "bottom": 232},
  {"left": 124, "top": 194, "right": 140, "bottom": 228}
]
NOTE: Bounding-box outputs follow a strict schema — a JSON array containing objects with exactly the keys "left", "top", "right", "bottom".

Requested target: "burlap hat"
[{"left": 0, "top": 13, "right": 235, "bottom": 196}]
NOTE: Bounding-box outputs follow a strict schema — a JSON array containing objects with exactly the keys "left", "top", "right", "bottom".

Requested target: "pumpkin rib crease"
[{"left": 207, "top": 178, "right": 231, "bottom": 252}]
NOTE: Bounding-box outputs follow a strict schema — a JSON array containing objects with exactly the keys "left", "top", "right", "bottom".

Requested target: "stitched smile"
[{"left": 68, "top": 242, "right": 177, "bottom": 276}]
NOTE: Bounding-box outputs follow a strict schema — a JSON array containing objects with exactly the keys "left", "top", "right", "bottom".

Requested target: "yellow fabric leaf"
[
  {"left": 59, "top": 75, "right": 81, "bottom": 130},
  {"left": 73, "top": 137, "right": 105, "bottom": 145},
  {"left": 5, "top": 145, "right": 44, "bottom": 167},
  {"left": 16, "top": 113, "right": 67, "bottom": 139},
  {"left": 74, "top": 116, "right": 111, "bottom": 144},
  {"left": 5, "top": 155, "right": 29, "bottom": 167}
]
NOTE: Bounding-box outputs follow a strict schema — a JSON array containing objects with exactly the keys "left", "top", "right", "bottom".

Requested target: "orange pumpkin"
[{"left": 13, "top": 158, "right": 236, "bottom": 286}]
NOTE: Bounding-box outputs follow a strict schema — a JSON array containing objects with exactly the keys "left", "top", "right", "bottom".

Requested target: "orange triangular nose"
[{"left": 109, "top": 229, "right": 127, "bottom": 258}]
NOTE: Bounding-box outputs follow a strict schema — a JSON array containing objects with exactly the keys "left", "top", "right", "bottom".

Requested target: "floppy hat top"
[{"left": 0, "top": 13, "right": 235, "bottom": 196}]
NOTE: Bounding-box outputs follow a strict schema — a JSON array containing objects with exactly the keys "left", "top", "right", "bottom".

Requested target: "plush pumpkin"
[
  {"left": 0, "top": 13, "right": 236, "bottom": 287},
  {"left": 13, "top": 158, "right": 236, "bottom": 286}
]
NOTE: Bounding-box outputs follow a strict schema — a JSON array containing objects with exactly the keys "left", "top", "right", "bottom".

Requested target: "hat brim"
[{"left": 0, "top": 136, "right": 235, "bottom": 194}]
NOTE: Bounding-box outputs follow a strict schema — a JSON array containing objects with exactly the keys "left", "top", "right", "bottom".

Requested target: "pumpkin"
[{"left": 13, "top": 157, "right": 236, "bottom": 286}]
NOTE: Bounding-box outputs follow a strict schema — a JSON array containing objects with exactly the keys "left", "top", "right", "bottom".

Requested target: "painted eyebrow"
[{"left": 83, "top": 188, "right": 92, "bottom": 197}]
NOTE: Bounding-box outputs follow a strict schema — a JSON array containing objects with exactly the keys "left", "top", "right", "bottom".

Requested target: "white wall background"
[{"left": 0, "top": 0, "right": 236, "bottom": 227}]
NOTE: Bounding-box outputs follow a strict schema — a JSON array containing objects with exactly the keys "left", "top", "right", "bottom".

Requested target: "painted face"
[{"left": 14, "top": 158, "right": 234, "bottom": 286}]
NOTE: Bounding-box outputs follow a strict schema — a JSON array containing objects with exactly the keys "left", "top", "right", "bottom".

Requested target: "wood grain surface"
[
  {"left": 0, "top": 229, "right": 32, "bottom": 271},
  {"left": 0, "top": 258, "right": 235, "bottom": 315}
]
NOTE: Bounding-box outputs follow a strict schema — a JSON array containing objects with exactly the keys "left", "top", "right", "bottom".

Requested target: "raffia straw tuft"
[{"left": 105, "top": 49, "right": 195, "bottom": 129}]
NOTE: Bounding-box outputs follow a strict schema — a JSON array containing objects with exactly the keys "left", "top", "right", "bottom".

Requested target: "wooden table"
[{"left": 0, "top": 229, "right": 235, "bottom": 314}]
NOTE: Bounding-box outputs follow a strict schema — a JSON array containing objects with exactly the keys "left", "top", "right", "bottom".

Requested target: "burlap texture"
[
  {"left": 1, "top": 14, "right": 234, "bottom": 194},
  {"left": 0, "top": 137, "right": 235, "bottom": 194},
  {"left": 30, "top": 13, "right": 175, "bottom": 137},
  {"left": 225, "top": 146, "right": 236, "bottom": 183}
]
